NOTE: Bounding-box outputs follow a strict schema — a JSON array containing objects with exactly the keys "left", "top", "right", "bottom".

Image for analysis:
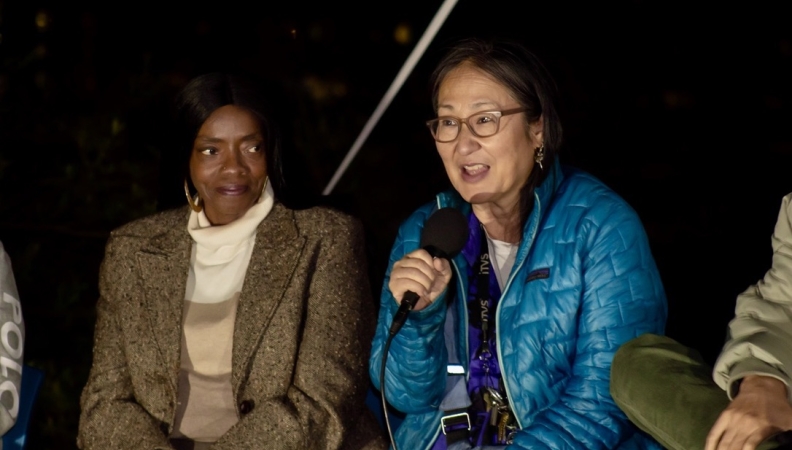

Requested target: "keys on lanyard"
[
  {"left": 483, "top": 386, "right": 516, "bottom": 444},
  {"left": 497, "top": 409, "right": 512, "bottom": 442},
  {"left": 483, "top": 387, "right": 506, "bottom": 426}
]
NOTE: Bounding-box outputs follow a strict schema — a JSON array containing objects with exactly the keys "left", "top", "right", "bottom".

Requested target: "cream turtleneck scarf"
[{"left": 170, "top": 181, "right": 274, "bottom": 446}]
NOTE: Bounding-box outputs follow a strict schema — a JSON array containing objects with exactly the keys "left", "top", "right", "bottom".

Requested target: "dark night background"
[{"left": 1, "top": 1, "right": 791, "bottom": 448}]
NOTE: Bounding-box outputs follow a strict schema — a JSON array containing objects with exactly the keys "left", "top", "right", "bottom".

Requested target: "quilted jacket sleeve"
[
  {"left": 713, "top": 193, "right": 792, "bottom": 401},
  {"left": 510, "top": 196, "right": 667, "bottom": 449},
  {"left": 369, "top": 204, "right": 449, "bottom": 414}
]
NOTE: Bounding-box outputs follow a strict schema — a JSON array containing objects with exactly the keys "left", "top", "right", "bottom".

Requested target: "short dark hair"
[
  {"left": 173, "top": 72, "right": 286, "bottom": 202},
  {"left": 429, "top": 37, "right": 563, "bottom": 227}
]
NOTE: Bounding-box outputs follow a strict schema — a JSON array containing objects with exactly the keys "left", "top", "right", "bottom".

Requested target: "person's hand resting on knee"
[{"left": 706, "top": 375, "right": 792, "bottom": 450}]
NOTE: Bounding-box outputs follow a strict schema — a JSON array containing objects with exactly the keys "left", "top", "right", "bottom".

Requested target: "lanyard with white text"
[{"left": 475, "top": 225, "right": 493, "bottom": 362}]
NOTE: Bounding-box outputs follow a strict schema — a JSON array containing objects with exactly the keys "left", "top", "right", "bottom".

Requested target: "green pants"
[{"left": 610, "top": 333, "right": 782, "bottom": 450}]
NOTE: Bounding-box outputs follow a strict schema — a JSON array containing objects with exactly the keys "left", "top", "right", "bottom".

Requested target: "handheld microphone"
[{"left": 388, "top": 207, "right": 468, "bottom": 336}]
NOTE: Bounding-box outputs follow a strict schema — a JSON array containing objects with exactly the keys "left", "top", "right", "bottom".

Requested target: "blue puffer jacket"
[{"left": 369, "top": 162, "right": 667, "bottom": 450}]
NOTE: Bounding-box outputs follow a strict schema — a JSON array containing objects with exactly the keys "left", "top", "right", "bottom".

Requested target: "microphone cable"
[
  {"left": 380, "top": 298, "right": 419, "bottom": 450},
  {"left": 379, "top": 328, "right": 399, "bottom": 450}
]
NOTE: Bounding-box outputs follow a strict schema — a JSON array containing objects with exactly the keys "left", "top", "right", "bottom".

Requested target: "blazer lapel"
[
  {"left": 232, "top": 202, "right": 306, "bottom": 393},
  {"left": 136, "top": 209, "right": 192, "bottom": 392}
]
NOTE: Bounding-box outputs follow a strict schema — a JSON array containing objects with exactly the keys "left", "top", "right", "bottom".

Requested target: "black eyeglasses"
[{"left": 426, "top": 107, "right": 527, "bottom": 143}]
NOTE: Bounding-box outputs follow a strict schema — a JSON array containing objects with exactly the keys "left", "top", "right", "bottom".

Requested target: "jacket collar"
[
  {"left": 136, "top": 208, "right": 192, "bottom": 394},
  {"left": 230, "top": 202, "right": 305, "bottom": 396},
  {"left": 436, "top": 159, "right": 565, "bottom": 265}
]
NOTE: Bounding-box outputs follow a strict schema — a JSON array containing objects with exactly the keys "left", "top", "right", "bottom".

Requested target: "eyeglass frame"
[{"left": 425, "top": 107, "right": 528, "bottom": 143}]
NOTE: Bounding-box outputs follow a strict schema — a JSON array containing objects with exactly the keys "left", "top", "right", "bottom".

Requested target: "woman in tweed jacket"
[{"left": 77, "top": 73, "right": 386, "bottom": 450}]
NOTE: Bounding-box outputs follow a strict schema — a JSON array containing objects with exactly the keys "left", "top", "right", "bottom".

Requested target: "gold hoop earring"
[
  {"left": 184, "top": 179, "right": 202, "bottom": 213},
  {"left": 534, "top": 145, "right": 545, "bottom": 171}
]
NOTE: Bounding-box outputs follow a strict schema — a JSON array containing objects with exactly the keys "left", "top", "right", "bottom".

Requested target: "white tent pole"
[{"left": 322, "top": 0, "right": 459, "bottom": 196}]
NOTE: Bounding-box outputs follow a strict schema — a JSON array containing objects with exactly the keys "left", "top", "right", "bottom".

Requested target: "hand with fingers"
[
  {"left": 706, "top": 375, "right": 792, "bottom": 450},
  {"left": 388, "top": 249, "right": 452, "bottom": 312}
]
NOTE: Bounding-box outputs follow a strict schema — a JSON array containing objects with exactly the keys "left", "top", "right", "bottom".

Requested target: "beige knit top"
[{"left": 170, "top": 182, "right": 274, "bottom": 445}]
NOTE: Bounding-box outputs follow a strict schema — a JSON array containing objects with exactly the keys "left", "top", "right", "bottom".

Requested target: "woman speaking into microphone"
[{"left": 369, "top": 37, "right": 667, "bottom": 450}]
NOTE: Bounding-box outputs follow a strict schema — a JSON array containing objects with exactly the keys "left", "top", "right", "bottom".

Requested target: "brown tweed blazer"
[{"left": 77, "top": 202, "right": 387, "bottom": 450}]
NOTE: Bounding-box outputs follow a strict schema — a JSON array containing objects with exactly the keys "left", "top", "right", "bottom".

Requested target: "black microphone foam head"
[{"left": 420, "top": 207, "right": 469, "bottom": 260}]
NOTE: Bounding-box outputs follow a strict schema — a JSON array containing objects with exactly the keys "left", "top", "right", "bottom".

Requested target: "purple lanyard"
[
  {"left": 465, "top": 216, "right": 503, "bottom": 395},
  {"left": 432, "top": 214, "right": 508, "bottom": 449},
  {"left": 465, "top": 215, "right": 506, "bottom": 446}
]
